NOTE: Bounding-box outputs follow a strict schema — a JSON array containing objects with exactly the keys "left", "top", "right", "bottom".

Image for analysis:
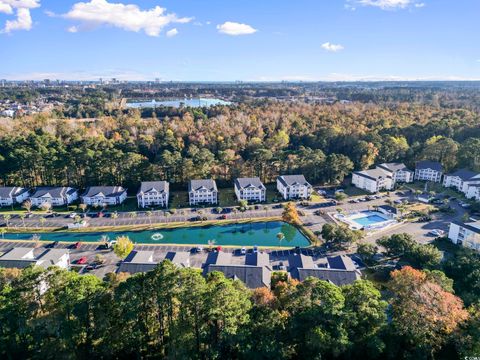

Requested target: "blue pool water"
[
  {"left": 2, "top": 221, "right": 309, "bottom": 247},
  {"left": 353, "top": 214, "right": 388, "bottom": 227},
  {"left": 126, "top": 98, "right": 232, "bottom": 109}
]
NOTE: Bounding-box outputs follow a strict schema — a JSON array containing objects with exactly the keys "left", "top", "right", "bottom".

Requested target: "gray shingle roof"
[
  {"left": 245, "top": 252, "right": 270, "bottom": 266},
  {"left": 138, "top": 181, "right": 169, "bottom": 195},
  {"left": 117, "top": 250, "right": 158, "bottom": 274},
  {"left": 288, "top": 253, "right": 315, "bottom": 269},
  {"left": 416, "top": 160, "right": 443, "bottom": 172},
  {"left": 277, "top": 175, "right": 312, "bottom": 187},
  {"left": 188, "top": 179, "right": 217, "bottom": 192},
  {"left": 234, "top": 177, "right": 265, "bottom": 190},
  {"left": 353, "top": 168, "right": 391, "bottom": 181},
  {"left": 0, "top": 187, "right": 28, "bottom": 199},
  {"left": 204, "top": 251, "right": 271, "bottom": 288},
  {"left": 164, "top": 252, "right": 190, "bottom": 267},
  {"left": 451, "top": 221, "right": 480, "bottom": 235},
  {"left": 327, "top": 255, "right": 357, "bottom": 271},
  {"left": 288, "top": 254, "right": 361, "bottom": 286},
  {"left": 296, "top": 268, "right": 361, "bottom": 286},
  {"left": 31, "top": 187, "right": 77, "bottom": 198},
  {"left": 446, "top": 169, "right": 479, "bottom": 181},
  {"left": 0, "top": 248, "right": 37, "bottom": 269},
  {"left": 82, "top": 186, "right": 126, "bottom": 198},
  {"left": 0, "top": 247, "right": 35, "bottom": 260},
  {"left": 117, "top": 263, "right": 158, "bottom": 274},
  {"left": 37, "top": 249, "right": 69, "bottom": 269},
  {"left": 206, "top": 264, "right": 271, "bottom": 288},
  {"left": 207, "top": 251, "right": 232, "bottom": 265},
  {"left": 377, "top": 163, "right": 412, "bottom": 173}
]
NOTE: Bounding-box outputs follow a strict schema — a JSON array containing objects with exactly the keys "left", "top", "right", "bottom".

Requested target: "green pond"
[{"left": 2, "top": 221, "right": 310, "bottom": 247}]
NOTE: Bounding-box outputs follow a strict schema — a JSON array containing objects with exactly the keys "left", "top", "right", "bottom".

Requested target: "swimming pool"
[
  {"left": 1, "top": 221, "right": 310, "bottom": 248},
  {"left": 354, "top": 214, "right": 388, "bottom": 227},
  {"left": 333, "top": 211, "right": 396, "bottom": 230}
]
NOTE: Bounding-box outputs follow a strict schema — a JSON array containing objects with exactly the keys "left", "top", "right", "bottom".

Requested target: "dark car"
[
  {"left": 44, "top": 213, "right": 58, "bottom": 218},
  {"left": 47, "top": 241, "right": 59, "bottom": 248}
]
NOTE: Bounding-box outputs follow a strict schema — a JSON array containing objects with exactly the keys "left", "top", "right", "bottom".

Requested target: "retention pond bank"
[{"left": 2, "top": 221, "right": 310, "bottom": 247}]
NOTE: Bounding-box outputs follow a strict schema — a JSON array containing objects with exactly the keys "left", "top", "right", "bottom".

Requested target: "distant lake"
[{"left": 126, "top": 98, "right": 232, "bottom": 109}]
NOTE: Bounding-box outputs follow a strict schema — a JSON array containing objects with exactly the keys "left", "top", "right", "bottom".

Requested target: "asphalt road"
[{"left": 0, "top": 206, "right": 285, "bottom": 229}]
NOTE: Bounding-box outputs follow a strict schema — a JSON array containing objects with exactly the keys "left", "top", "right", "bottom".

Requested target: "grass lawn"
[
  {"left": 405, "top": 181, "right": 456, "bottom": 196},
  {"left": 406, "top": 203, "right": 436, "bottom": 213},
  {"left": 343, "top": 185, "right": 370, "bottom": 197},
  {"left": 310, "top": 191, "right": 327, "bottom": 203}
]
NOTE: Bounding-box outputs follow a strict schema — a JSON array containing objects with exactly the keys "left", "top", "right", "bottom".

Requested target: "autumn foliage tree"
[
  {"left": 389, "top": 266, "right": 469, "bottom": 357},
  {"left": 282, "top": 202, "right": 301, "bottom": 225},
  {"left": 113, "top": 236, "right": 134, "bottom": 259}
]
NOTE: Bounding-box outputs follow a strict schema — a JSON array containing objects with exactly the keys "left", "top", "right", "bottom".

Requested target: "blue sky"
[{"left": 1, "top": 0, "right": 479, "bottom": 81}]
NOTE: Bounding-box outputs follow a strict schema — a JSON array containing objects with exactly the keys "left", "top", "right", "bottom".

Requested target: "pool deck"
[{"left": 330, "top": 210, "right": 397, "bottom": 232}]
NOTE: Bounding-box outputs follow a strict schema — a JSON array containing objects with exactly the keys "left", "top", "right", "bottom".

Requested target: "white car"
[
  {"left": 241, "top": 247, "right": 246, "bottom": 255},
  {"left": 69, "top": 212, "right": 78, "bottom": 218},
  {"left": 429, "top": 229, "right": 445, "bottom": 237}
]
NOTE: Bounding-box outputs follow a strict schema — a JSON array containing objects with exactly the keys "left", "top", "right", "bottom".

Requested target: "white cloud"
[
  {"left": 321, "top": 42, "right": 344, "bottom": 52},
  {"left": 217, "top": 21, "right": 257, "bottom": 36},
  {"left": 166, "top": 28, "right": 178, "bottom": 37},
  {"left": 63, "top": 0, "right": 192, "bottom": 37},
  {"left": 68, "top": 26, "right": 78, "bottom": 33},
  {"left": 349, "top": 0, "right": 424, "bottom": 10},
  {"left": 0, "top": 0, "right": 40, "bottom": 33}
]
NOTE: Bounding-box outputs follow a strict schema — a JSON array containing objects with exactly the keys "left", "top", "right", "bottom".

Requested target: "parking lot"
[{"left": 0, "top": 205, "right": 285, "bottom": 229}]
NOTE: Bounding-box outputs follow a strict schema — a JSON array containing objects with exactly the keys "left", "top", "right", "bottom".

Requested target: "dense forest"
[
  {"left": 1, "top": 244, "right": 479, "bottom": 360},
  {"left": 1, "top": 100, "right": 479, "bottom": 190}
]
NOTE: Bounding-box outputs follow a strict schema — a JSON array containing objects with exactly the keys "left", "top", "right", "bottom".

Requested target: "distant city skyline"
[{"left": 1, "top": 0, "right": 479, "bottom": 81}]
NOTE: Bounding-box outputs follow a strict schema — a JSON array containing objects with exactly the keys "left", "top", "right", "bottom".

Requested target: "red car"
[
  {"left": 74, "top": 242, "right": 82, "bottom": 249},
  {"left": 220, "top": 215, "right": 227, "bottom": 219},
  {"left": 77, "top": 256, "right": 88, "bottom": 265}
]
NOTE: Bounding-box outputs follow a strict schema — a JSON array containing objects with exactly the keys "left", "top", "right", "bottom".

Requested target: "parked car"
[
  {"left": 241, "top": 247, "right": 246, "bottom": 255},
  {"left": 428, "top": 229, "right": 445, "bottom": 237},
  {"left": 253, "top": 246, "right": 258, "bottom": 254},
  {"left": 220, "top": 214, "right": 227, "bottom": 219},
  {"left": 68, "top": 212, "right": 78, "bottom": 218},
  {"left": 44, "top": 213, "right": 58, "bottom": 218},
  {"left": 47, "top": 241, "right": 59, "bottom": 248},
  {"left": 77, "top": 256, "right": 88, "bottom": 265}
]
